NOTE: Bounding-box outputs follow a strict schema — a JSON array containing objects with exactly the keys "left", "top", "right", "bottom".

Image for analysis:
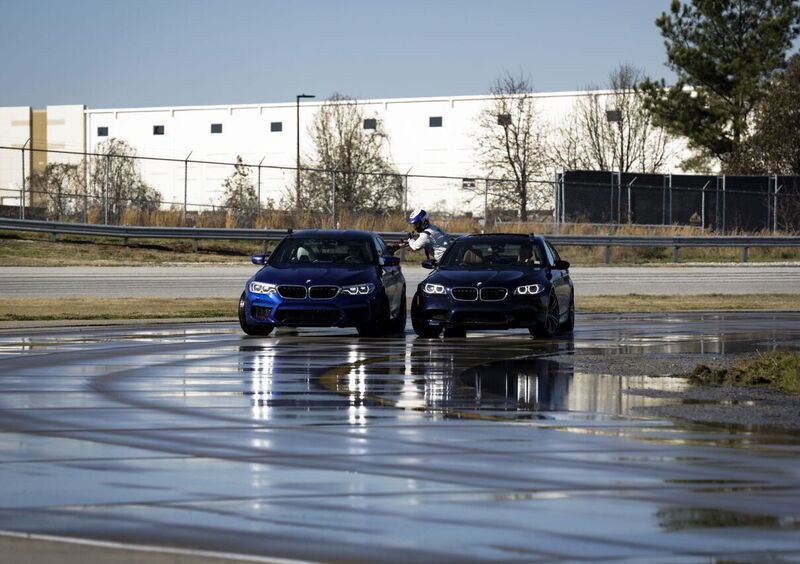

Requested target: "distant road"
[{"left": 1, "top": 265, "right": 798, "bottom": 298}]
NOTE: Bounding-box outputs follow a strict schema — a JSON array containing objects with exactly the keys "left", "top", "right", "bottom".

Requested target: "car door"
[
  {"left": 542, "top": 239, "right": 570, "bottom": 320},
  {"left": 374, "top": 236, "right": 401, "bottom": 315}
]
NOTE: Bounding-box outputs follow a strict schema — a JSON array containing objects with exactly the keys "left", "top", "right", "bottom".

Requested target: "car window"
[
  {"left": 271, "top": 238, "right": 376, "bottom": 265},
  {"left": 374, "top": 236, "right": 388, "bottom": 256},
  {"left": 439, "top": 240, "right": 543, "bottom": 268},
  {"left": 546, "top": 241, "right": 561, "bottom": 262},
  {"left": 541, "top": 241, "right": 556, "bottom": 266}
]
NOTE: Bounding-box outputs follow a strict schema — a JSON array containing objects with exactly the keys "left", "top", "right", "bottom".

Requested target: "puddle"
[{"left": 457, "top": 357, "right": 689, "bottom": 417}]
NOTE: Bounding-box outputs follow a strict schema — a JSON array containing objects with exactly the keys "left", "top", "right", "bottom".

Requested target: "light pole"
[
  {"left": 606, "top": 109, "right": 622, "bottom": 223},
  {"left": 296, "top": 93, "right": 315, "bottom": 207}
]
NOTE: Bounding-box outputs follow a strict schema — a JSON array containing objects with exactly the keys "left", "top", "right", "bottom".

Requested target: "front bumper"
[
  {"left": 417, "top": 292, "right": 549, "bottom": 329},
  {"left": 244, "top": 290, "right": 381, "bottom": 327}
]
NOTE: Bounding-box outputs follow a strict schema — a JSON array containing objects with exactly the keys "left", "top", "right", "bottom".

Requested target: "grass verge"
[
  {"left": 688, "top": 352, "right": 800, "bottom": 395},
  {"left": 1, "top": 294, "right": 797, "bottom": 322},
  {"left": 3, "top": 230, "right": 800, "bottom": 267}
]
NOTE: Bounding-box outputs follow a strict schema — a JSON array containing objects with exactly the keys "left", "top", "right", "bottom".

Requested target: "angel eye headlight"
[
  {"left": 341, "top": 283, "right": 375, "bottom": 295},
  {"left": 423, "top": 283, "right": 446, "bottom": 295},
  {"left": 514, "top": 284, "right": 544, "bottom": 295},
  {"left": 249, "top": 281, "right": 277, "bottom": 295}
]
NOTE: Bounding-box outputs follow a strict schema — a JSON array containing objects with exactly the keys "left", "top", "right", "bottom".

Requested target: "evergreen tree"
[
  {"left": 640, "top": 0, "right": 800, "bottom": 171},
  {"left": 730, "top": 54, "right": 800, "bottom": 175}
]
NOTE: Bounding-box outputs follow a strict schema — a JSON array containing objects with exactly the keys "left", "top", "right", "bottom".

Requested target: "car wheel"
[
  {"left": 561, "top": 293, "right": 575, "bottom": 333},
  {"left": 357, "top": 293, "right": 392, "bottom": 337},
  {"left": 386, "top": 287, "right": 407, "bottom": 334},
  {"left": 411, "top": 292, "right": 442, "bottom": 338},
  {"left": 443, "top": 326, "right": 466, "bottom": 338},
  {"left": 529, "top": 292, "right": 559, "bottom": 339},
  {"left": 238, "top": 292, "right": 274, "bottom": 336}
]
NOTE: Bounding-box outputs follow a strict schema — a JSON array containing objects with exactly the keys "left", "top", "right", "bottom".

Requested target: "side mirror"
[
  {"left": 251, "top": 255, "right": 267, "bottom": 265},
  {"left": 380, "top": 256, "right": 400, "bottom": 267},
  {"left": 554, "top": 259, "right": 570, "bottom": 270},
  {"left": 421, "top": 259, "right": 437, "bottom": 269}
]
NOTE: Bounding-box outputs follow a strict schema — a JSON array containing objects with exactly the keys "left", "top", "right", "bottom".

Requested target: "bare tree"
[
  {"left": 474, "top": 73, "right": 548, "bottom": 221},
  {"left": 27, "top": 162, "right": 84, "bottom": 220},
  {"left": 220, "top": 156, "right": 259, "bottom": 227},
  {"left": 89, "top": 139, "right": 161, "bottom": 224},
  {"left": 551, "top": 64, "right": 673, "bottom": 173},
  {"left": 299, "top": 94, "right": 403, "bottom": 217}
]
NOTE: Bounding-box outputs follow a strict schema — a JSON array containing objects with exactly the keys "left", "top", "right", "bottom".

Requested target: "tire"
[
  {"left": 529, "top": 292, "right": 559, "bottom": 339},
  {"left": 357, "top": 293, "right": 392, "bottom": 337},
  {"left": 411, "top": 291, "right": 442, "bottom": 338},
  {"left": 443, "top": 326, "right": 466, "bottom": 338},
  {"left": 386, "top": 287, "right": 407, "bottom": 334},
  {"left": 561, "top": 293, "right": 575, "bottom": 333},
  {"left": 238, "top": 292, "right": 274, "bottom": 336}
]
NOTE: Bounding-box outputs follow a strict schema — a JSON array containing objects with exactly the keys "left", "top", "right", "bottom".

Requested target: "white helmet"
[{"left": 407, "top": 208, "right": 430, "bottom": 231}]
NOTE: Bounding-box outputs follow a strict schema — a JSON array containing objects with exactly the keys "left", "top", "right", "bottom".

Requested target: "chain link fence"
[
  {"left": 2, "top": 145, "right": 799, "bottom": 233},
  {"left": 556, "top": 170, "right": 800, "bottom": 233}
]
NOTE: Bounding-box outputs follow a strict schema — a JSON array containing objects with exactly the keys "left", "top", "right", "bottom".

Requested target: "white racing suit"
[{"left": 408, "top": 224, "right": 450, "bottom": 261}]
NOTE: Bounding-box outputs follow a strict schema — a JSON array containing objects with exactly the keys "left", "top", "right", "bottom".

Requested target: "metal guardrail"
[{"left": 2, "top": 217, "right": 799, "bottom": 263}]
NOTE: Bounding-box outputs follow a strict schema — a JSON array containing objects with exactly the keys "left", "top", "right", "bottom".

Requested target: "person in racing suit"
[{"left": 402, "top": 208, "right": 451, "bottom": 261}]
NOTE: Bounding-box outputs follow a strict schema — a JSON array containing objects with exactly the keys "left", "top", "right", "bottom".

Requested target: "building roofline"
[{"left": 82, "top": 89, "right": 619, "bottom": 115}]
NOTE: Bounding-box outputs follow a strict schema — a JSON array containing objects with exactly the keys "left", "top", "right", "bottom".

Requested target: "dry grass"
[
  {"left": 577, "top": 294, "right": 800, "bottom": 313},
  {"left": 688, "top": 352, "right": 800, "bottom": 395},
  {"left": 1, "top": 294, "right": 797, "bottom": 322},
  {"left": 3, "top": 213, "right": 800, "bottom": 266},
  {"left": 0, "top": 298, "right": 234, "bottom": 321}
]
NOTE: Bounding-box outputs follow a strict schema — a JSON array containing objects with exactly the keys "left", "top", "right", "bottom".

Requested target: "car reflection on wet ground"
[{"left": 0, "top": 312, "right": 799, "bottom": 562}]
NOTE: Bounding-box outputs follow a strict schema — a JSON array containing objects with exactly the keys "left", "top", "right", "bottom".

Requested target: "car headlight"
[
  {"left": 514, "top": 284, "right": 544, "bottom": 295},
  {"left": 340, "top": 283, "right": 375, "bottom": 295},
  {"left": 249, "top": 281, "right": 277, "bottom": 295},
  {"left": 423, "top": 283, "right": 446, "bottom": 295}
]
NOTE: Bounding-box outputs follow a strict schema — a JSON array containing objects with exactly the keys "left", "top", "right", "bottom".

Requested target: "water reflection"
[{"left": 460, "top": 357, "right": 688, "bottom": 417}]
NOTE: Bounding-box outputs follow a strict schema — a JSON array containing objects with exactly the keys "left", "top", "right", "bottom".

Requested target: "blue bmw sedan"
[
  {"left": 239, "top": 230, "right": 406, "bottom": 336},
  {"left": 411, "top": 234, "right": 574, "bottom": 338}
]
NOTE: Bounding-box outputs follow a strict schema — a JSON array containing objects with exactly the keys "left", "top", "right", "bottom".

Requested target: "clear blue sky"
[{"left": 1, "top": 0, "right": 680, "bottom": 109}]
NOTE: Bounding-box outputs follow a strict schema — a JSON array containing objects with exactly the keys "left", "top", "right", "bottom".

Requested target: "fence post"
[
  {"left": 672, "top": 246, "right": 679, "bottom": 263},
  {"left": 83, "top": 154, "right": 89, "bottom": 224},
  {"left": 700, "top": 180, "right": 709, "bottom": 230},
  {"left": 20, "top": 139, "right": 29, "bottom": 220},
  {"left": 257, "top": 156, "right": 264, "bottom": 211},
  {"left": 484, "top": 178, "right": 489, "bottom": 233},
  {"left": 183, "top": 151, "right": 192, "bottom": 227},
  {"left": 740, "top": 247, "right": 749, "bottom": 263},
  {"left": 103, "top": 155, "right": 109, "bottom": 225},
  {"left": 772, "top": 174, "right": 779, "bottom": 233},
  {"left": 330, "top": 169, "right": 336, "bottom": 228},
  {"left": 721, "top": 175, "right": 726, "bottom": 233},
  {"left": 668, "top": 173, "right": 673, "bottom": 225},
  {"left": 553, "top": 172, "right": 559, "bottom": 229}
]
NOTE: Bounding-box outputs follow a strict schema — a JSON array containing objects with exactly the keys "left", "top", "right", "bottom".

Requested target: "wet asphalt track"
[{"left": 1, "top": 314, "right": 800, "bottom": 562}]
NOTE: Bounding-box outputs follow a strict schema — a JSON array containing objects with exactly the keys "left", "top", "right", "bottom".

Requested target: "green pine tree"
[{"left": 639, "top": 0, "right": 800, "bottom": 171}]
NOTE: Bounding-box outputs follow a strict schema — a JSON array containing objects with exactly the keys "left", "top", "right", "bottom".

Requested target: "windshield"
[
  {"left": 439, "top": 239, "right": 544, "bottom": 269},
  {"left": 270, "top": 238, "right": 377, "bottom": 266}
]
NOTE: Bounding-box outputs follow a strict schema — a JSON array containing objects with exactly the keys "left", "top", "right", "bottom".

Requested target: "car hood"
[
  {"left": 253, "top": 264, "right": 379, "bottom": 286},
  {"left": 425, "top": 267, "right": 546, "bottom": 288}
]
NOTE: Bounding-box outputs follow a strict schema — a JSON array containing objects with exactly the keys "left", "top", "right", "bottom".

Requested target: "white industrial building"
[{"left": 0, "top": 92, "right": 688, "bottom": 214}]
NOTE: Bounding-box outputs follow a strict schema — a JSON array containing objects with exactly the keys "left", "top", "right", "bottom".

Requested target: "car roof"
[
  {"left": 457, "top": 233, "right": 540, "bottom": 241},
  {"left": 288, "top": 229, "right": 375, "bottom": 240}
]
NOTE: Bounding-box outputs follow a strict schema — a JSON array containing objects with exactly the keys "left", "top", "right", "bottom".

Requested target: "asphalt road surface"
[
  {"left": 1, "top": 313, "right": 800, "bottom": 561},
  {"left": 2, "top": 265, "right": 800, "bottom": 298}
]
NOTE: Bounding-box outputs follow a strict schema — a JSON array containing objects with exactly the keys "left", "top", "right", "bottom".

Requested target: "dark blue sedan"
[
  {"left": 239, "top": 230, "right": 406, "bottom": 336},
  {"left": 410, "top": 234, "right": 574, "bottom": 338}
]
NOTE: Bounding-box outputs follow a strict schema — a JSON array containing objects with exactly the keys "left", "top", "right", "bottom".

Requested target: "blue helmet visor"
[{"left": 407, "top": 210, "right": 426, "bottom": 224}]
